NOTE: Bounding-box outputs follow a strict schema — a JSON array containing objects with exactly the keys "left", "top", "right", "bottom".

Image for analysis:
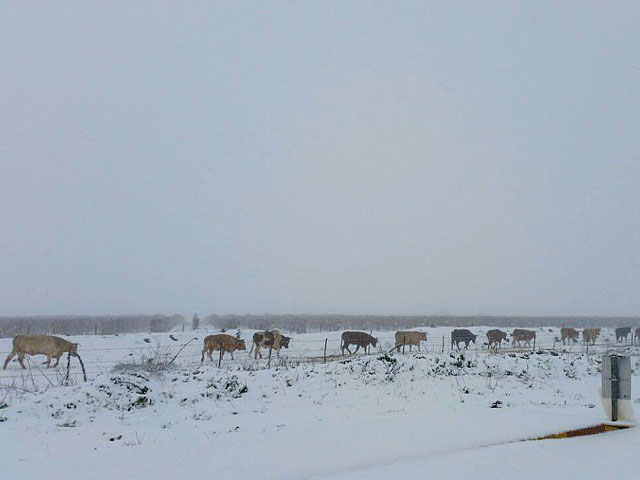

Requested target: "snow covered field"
[{"left": 1, "top": 327, "right": 639, "bottom": 479}]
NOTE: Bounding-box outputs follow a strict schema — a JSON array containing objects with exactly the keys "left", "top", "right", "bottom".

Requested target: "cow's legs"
[
  {"left": 45, "top": 355, "right": 52, "bottom": 368},
  {"left": 53, "top": 355, "right": 61, "bottom": 367},
  {"left": 230, "top": 350, "right": 234, "bottom": 360},
  {"left": 353, "top": 344, "right": 361, "bottom": 354},
  {"left": 207, "top": 349, "right": 213, "bottom": 362},
  {"left": 3, "top": 351, "right": 16, "bottom": 369},
  {"left": 17, "top": 353, "right": 26, "bottom": 369}
]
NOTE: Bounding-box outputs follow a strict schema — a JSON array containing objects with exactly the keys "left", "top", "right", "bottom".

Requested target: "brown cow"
[
  {"left": 201, "top": 334, "right": 246, "bottom": 362},
  {"left": 249, "top": 331, "right": 291, "bottom": 359},
  {"left": 486, "top": 329, "right": 508, "bottom": 350},
  {"left": 635, "top": 327, "right": 640, "bottom": 345},
  {"left": 560, "top": 328, "right": 580, "bottom": 345},
  {"left": 582, "top": 328, "right": 601, "bottom": 346},
  {"left": 511, "top": 329, "right": 536, "bottom": 347},
  {"left": 395, "top": 331, "right": 427, "bottom": 353},
  {"left": 341, "top": 331, "right": 377, "bottom": 355},
  {"left": 3, "top": 335, "right": 79, "bottom": 369}
]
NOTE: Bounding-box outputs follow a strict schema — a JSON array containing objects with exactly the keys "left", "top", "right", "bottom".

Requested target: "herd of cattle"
[
  {"left": 3, "top": 326, "right": 640, "bottom": 369},
  {"left": 193, "top": 326, "right": 640, "bottom": 360},
  {"left": 450, "top": 326, "right": 640, "bottom": 351}
]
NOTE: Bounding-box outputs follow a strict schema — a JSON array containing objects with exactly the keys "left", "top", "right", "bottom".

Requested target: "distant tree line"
[
  {"left": 204, "top": 314, "right": 639, "bottom": 333},
  {"left": 0, "top": 315, "right": 184, "bottom": 338},
  {"left": 2, "top": 314, "right": 636, "bottom": 339}
]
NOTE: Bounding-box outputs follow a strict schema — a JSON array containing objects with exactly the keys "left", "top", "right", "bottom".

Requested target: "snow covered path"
[
  {"left": 328, "top": 420, "right": 640, "bottom": 480},
  {"left": 5, "top": 404, "right": 611, "bottom": 480}
]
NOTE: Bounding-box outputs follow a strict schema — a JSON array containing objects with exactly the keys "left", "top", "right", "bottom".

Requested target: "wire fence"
[{"left": 1, "top": 331, "right": 639, "bottom": 387}]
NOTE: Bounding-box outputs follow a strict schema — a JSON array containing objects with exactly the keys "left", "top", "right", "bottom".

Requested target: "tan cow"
[
  {"left": 395, "top": 331, "right": 427, "bottom": 353},
  {"left": 582, "top": 328, "right": 601, "bottom": 346},
  {"left": 3, "top": 335, "right": 79, "bottom": 369},
  {"left": 560, "top": 328, "right": 580, "bottom": 345},
  {"left": 201, "top": 334, "right": 246, "bottom": 362}
]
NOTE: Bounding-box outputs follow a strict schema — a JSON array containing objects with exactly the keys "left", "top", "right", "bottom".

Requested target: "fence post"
[
  {"left": 611, "top": 355, "right": 619, "bottom": 422},
  {"left": 268, "top": 346, "right": 273, "bottom": 368},
  {"left": 533, "top": 335, "right": 536, "bottom": 351},
  {"left": 323, "top": 338, "right": 328, "bottom": 364},
  {"left": 402, "top": 336, "right": 406, "bottom": 355},
  {"left": 218, "top": 348, "right": 222, "bottom": 368},
  {"left": 442, "top": 336, "right": 444, "bottom": 353},
  {"left": 65, "top": 350, "right": 72, "bottom": 385}
]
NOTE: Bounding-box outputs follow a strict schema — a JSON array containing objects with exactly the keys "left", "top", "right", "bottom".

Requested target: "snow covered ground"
[{"left": 1, "top": 327, "right": 639, "bottom": 479}]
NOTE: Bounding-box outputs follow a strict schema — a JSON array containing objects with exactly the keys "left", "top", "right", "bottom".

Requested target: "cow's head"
[
  {"left": 420, "top": 333, "right": 428, "bottom": 340},
  {"left": 235, "top": 339, "right": 247, "bottom": 351},
  {"left": 471, "top": 334, "right": 477, "bottom": 343},
  {"left": 70, "top": 343, "right": 79, "bottom": 354},
  {"left": 371, "top": 337, "right": 378, "bottom": 347},
  {"left": 281, "top": 336, "right": 291, "bottom": 349}
]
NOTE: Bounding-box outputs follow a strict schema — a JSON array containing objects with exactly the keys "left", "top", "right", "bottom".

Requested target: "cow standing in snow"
[
  {"left": 201, "top": 334, "right": 246, "bottom": 362},
  {"left": 582, "top": 328, "right": 600, "bottom": 346},
  {"left": 451, "top": 329, "right": 477, "bottom": 350},
  {"left": 486, "top": 329, "right": 507, "bottom": 351},
  {"left": 250, "top": 331, "right": 291, "bottom": 359},
  {"left": 3, "top": 335, "right": 79, "bottom": 369},
  {"left": 511, "top": 329, "right": 536, "bottom": 348},
  {"left": 560, "top": 328, "right": 579, "bottom": 345},
  {"left": 615, "top": 327, "right": 631, "bottom": 343},
  {"left": 395, "top": 331, "right": 427, "bottom": 353},
  {"left": 341, "top": 332, "right": 377, "bottom": 355}
]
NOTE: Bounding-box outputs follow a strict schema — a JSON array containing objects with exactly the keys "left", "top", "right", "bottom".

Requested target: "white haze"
[{"left": 1, "top": 2, "right": 640, "bottom": 316}]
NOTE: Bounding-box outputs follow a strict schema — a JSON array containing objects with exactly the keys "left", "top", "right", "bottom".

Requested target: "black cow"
[
  {"left": 341, "top": 331, "right": 377, "bottom": 355},
  {"left": 615, "top": 327, "right": 631, "bottom": 343},
  {"left": 451, "top": 329, "right": 477, "bottom": 350}
]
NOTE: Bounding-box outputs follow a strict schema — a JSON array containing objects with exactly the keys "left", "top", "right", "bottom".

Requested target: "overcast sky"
[{"left": 1, "top": 2, "right": 640, "bottom": 317}]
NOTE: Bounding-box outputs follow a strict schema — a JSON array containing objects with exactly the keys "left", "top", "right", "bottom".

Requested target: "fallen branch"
[{"left": 169, "top": 337, "right": 198, "bottom": 366}]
